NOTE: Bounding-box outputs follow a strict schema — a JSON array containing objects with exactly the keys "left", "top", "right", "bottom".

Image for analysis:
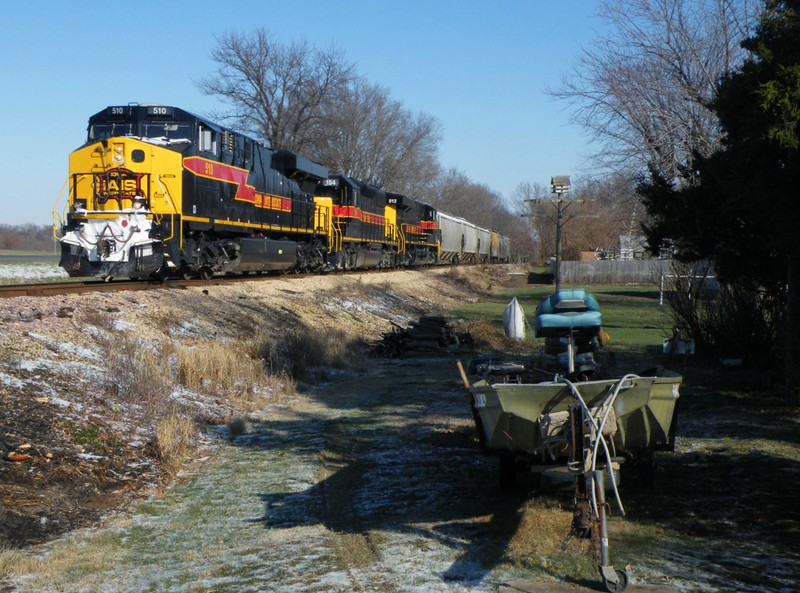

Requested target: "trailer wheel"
[{"left": 603, "top": 568, "right": 628, "bottom": 592}]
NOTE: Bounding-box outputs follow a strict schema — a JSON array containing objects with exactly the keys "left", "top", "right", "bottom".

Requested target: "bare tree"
[
  {"left": 200, "top": 31, "right": 442, "bottom": 196},
  {"left": 199, "top": 29, "right": 355, "bottom": 154},
  {"left": 553, "top": 0, "right": 760, "bottom": 183},
  {"left": 313, "top": 79, "right": 442, "bottom": 195},
  {"left": 430, "top": 168, "right": 524, "bottom": 238}
]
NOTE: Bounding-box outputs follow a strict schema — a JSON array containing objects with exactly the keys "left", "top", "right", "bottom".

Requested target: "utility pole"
[
  {"left": 550, "top": 176, "right": 571, "bottom": 292},
  {"left": 522, "top": 176, "right": 576, "bottom": 291}
]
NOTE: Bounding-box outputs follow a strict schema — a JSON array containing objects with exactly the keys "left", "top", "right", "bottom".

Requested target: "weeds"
[
  {"left": 175, "top": 340, "right": 265, "bottom": 397},
  {"left": 227, "top": 416, "right": 251, "bottom": 438},
  {"left": 252, "top": 325, "right": 367, "bottom": 383},
  {"left": 155, "top": 411, "right": 197, "bottom": 468},
  {"left": 102, "top": 337, "right": 174, "bottom": 419}
]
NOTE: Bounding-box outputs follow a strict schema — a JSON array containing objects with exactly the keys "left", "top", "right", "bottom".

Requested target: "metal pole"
[{"left": 555, "top": 198, "right": 563, "bottom": 292}]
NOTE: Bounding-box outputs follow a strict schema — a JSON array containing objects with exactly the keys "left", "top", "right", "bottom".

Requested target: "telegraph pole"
[
  {"left": 522, "top": 176, "right": 575, "bottom": 291},
  {"left": 550, "top": 176, "right": 570, "bottom": 292}
]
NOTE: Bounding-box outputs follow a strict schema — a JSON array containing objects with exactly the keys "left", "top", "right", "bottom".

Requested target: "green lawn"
[{"left": 450, "top": 281, "right": 675, "bottom": 364}]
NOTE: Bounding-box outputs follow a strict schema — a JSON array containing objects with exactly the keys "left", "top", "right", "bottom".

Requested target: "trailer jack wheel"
[{"left": 601, "top": 566, "right": 628, "bottom": 592}]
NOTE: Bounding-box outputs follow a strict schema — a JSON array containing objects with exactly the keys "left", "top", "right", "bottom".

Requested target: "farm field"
[{"left": 0, "top": 266, "right": 798, "bottom": 592}]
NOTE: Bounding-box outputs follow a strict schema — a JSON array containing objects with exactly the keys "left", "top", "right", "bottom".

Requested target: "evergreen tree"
[{"left": 641, "top": 0, "right": 800, "bottom": 401}]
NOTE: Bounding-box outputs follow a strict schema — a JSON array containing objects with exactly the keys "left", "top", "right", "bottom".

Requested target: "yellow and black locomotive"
[{"left": 54, "top": 104, "right": 507, "bottom": 279}]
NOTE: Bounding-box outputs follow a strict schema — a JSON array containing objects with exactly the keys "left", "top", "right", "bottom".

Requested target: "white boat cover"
[{"left": 503, "top": 297, "right": 526, "bottom": 340}]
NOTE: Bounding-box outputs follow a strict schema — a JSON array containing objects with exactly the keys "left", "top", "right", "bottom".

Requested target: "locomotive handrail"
[
  {"left": 397, "top": 225, "right": 407, "bottom": 255},
  {"left": 51, "top": 177, "right": 70, "bottom": 238},
  {"left": 331, "top": 218, "right": 344, "bottom": 254},
  {"left": 155, "top": 175, "right": 177, "bottom": 243}
]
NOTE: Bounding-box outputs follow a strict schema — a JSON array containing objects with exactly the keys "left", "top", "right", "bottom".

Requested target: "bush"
[
  {"left": 665, "top": 262, "right": 783, "bottom": 369},
  {"left": 100, "top": 333, "right": 174, "bottom": 419}
]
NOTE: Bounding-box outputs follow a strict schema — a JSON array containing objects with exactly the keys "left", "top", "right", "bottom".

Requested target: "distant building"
[{"left": 619, "top": 235, "right": 647, "bottom": 259}]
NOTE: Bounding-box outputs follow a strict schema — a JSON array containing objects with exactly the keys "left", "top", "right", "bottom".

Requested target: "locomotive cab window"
[
  {"left": 142, "top": 122, "right": 193, "bottom": 143},
  {"left": 89, "top": 123, "right": 133, "bottom": 142}
]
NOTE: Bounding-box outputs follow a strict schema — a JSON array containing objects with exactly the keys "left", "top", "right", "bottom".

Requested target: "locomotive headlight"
[
  {"left": 74, "top": 199, "right": 87, "bottom": 211},
  {"left": 112, "top": 143, "right": 125, "bottom": 165}
]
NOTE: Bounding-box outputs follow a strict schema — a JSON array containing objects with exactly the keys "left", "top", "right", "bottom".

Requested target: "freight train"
[{"left": 53, "top": 104, "right": 510, "bottom": 280}]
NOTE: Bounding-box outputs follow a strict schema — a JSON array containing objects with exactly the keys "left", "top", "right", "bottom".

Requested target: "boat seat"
[{"left": 534, "top": 289, "right": 602, "bottom": 338}]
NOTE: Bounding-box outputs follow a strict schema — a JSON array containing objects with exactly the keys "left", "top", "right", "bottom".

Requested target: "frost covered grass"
[
  {"left": 0, "top": 262, "right": 68, "bottom": 283},
  {"left": 0, "top": 359, "right": 530, "bottom": 593}
]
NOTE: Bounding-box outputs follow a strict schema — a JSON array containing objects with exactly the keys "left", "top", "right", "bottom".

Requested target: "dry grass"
[
  {"left": 452, "top": 318, "right": 533, "bottom": 355},
  {"left": 252, "top": 326, "right": 367, "bottom": 383},
  {"left": 507, "top": 498, "right": 588, "bottom": 558},
  {"left": 154, "top": 411, "right": 197, "bottom": 468},
  {"left": 175, "top": 339, "right": 274, "bottom": 396}
]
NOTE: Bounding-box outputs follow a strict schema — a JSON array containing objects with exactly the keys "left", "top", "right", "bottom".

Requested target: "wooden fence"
[{"left": 554, "top": 259, "right": 672, "bottom": 285}]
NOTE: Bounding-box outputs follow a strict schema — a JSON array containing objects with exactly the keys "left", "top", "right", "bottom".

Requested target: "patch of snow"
[
  {"left": 0, "top": 371, "right": 26, "bottom": 389},
  {"left": 112, "top": 319, "right": 137, "bottom": 332},
  {"left": 48, "top": 396, "right": 73, "bottom": 409},
  {"left": 27, "top": 332, "right": 102, "bottom": 361},
  {"left": 17, "top": 359, "right": 42, "bottom": 372}
]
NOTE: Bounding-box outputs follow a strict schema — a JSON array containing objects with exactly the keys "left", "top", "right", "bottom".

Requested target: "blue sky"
[{"left": 0, "top": 0, "right": 602, "bottom": 225}]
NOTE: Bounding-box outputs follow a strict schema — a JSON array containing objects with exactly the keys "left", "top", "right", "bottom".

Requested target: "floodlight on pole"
[{"left": 551, "top": 175, "right": 571, "bottom": 195}]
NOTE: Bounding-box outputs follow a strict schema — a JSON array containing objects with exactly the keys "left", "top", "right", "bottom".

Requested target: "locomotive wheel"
[
  {"left": 151, "top": 264, "right": 170, "bottom": 282},
  {"left": 199, "top": 267, "right": 213, "bottom": 281}
]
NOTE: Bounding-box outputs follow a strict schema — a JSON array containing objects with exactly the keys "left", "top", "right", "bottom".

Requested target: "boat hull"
[{"left": 470, "top": 374, "right": 681, "bottom": 459}]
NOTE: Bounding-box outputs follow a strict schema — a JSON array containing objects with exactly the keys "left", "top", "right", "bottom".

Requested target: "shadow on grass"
[{"left": 233, "top": 358, "right": 538, "bottom": 585}]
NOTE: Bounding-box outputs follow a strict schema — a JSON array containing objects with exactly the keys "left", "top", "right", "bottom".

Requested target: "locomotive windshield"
[
  {"left": 87, "top": 105, "right": 194, "bottom": 146},
  {"left": 89, "top": 122, "right": 134, "bottom": 141},
  {"left": 88, "top": 121, "right": 193, "bottom": 144},
  {"left": 141, "top": 122, "right": 193, "bottom": 144}
]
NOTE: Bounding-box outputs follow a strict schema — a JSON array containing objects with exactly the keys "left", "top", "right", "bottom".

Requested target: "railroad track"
[{"left": 0, "top": 279, "right": 168, "bottom": 298}]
